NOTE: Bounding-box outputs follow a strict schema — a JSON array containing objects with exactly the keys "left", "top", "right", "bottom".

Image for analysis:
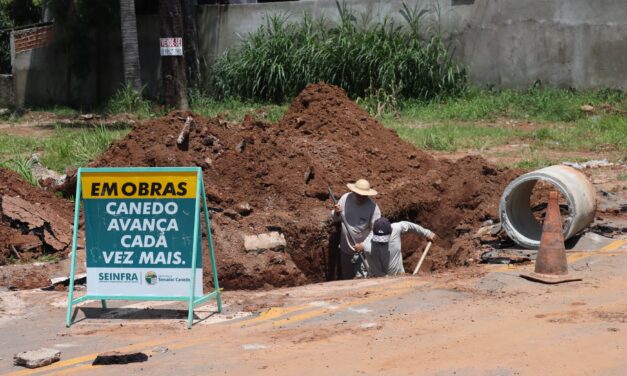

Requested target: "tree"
[
  {"left": 180, "top": 0, "right": 199, "bottom": 88},
  {"left": 119, "top": 0, "right": 141, "bottom": 92},
  {"left": 159, "top": 0, "right": 188, "bottom": 110}
]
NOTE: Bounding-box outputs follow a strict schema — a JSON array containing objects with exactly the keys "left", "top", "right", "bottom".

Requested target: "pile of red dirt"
[
  {"left": 0, "top": 168, "right": 74, "bottom": 267},
  {"left": 90, "top": 83, "right": 521, "bottom": 290}
]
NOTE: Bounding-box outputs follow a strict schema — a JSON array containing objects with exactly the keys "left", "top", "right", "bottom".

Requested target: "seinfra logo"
[{"left": 145, "top": 271, "right": 158, "bottom": 285}]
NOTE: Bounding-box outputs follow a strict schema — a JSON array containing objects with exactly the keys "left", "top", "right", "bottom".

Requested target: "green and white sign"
[{"left": 66, "top": 167, "right": 221, "bottom": 328}]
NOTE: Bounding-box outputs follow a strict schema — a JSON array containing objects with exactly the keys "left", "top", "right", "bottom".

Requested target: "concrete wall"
[
  {"left": 198, "top": 0, "right": 627, "bottom": 90},
  {"left": 10, "top": 16, "right": 161, "bottom": 108},
  {"left": 10, "top": 0, "right": 627, "bottom": 107},
  {"left": 0, "top": 75, "right": 15, "bottom": 107}
]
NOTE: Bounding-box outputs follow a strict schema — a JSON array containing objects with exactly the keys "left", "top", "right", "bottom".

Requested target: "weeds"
[
  {"left": 0, "top": 158, "right": 38, "bottom": 185},
  {"left": 209, "top": 1, "right": 466, "bottom": 102},
  {"left": 106, "top": 82, "right": 153, "bottom": 118}
]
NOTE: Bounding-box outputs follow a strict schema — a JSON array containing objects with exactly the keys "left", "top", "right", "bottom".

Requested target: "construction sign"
[
  {"left": 81, "top": 170, "right": 201, "bottom": 297},
  {"left": 66, "top": 167, "right": 221, "bottom": 328}
]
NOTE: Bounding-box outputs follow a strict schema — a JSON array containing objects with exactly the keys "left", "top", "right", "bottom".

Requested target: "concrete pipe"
[{"left": 499, "top": 165, "right": 596, "bottom": 249}]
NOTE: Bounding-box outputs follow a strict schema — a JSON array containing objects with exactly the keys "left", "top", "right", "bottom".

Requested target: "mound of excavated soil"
[
  {"left": 0, "top": 168, "right": 74, "bottom": 268},
  {"left": 90, "top": 83, "right": 521, "bottom": 290}
]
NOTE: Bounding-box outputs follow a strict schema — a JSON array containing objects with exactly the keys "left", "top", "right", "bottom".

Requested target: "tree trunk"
[
  {"left": 119, "top": 0, "right": 142, "bottom": 92},
  {"left": 159, "top": 0, "right": 188, "bottom": 110},
  {"left": 181, "top": 0, "right": 200, "bottom": 88}
]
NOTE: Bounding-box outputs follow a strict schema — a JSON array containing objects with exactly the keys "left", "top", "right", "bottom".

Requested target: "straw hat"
[{"left": 347, "top": 179, "right": 378, "bottom": 196}]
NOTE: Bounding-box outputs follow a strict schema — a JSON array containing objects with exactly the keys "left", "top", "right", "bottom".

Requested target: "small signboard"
[
  {"left": 160, "top": 37, "right": 183, "bottom": 56},
  {"left": 66, "top": 167, "right": 221, "bottom": 328}
]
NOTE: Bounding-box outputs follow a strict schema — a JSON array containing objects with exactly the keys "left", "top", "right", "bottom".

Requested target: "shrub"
[{"left": 209, "top": 1, "right": 466, "bottom": 103}]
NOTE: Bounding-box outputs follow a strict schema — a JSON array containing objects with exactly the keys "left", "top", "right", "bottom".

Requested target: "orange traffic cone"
[{"left": 521, "top": 191, "right": 581, "bottom": 284}]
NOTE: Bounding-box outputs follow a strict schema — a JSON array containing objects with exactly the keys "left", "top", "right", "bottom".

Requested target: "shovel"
[{"left": 412, "top": 241, "right": 432, "bottom": 276}]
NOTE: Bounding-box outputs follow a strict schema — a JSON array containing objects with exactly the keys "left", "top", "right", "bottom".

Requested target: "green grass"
[
  {"left": 379, "top": 88, "right": 627, "bottom": 165},
  {"left": 397, "top": 87, "right": 626, "bottom": 122},
  {"left": 0, "top": 124, "right": 129, "bottom": 173},
  {"left": 36, "top": 253, "right": 62, "bottom": 263},
  {"left": 388, "top": 122, "right": 524, "bottom": 152},
  {"left": 190, "top": 91, "right": 287, "bottom": 123}
]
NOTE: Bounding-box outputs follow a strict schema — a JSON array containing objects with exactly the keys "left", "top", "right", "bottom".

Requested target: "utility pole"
[{"left": 159, "top": 0, "right": 188, "bottom": 110}]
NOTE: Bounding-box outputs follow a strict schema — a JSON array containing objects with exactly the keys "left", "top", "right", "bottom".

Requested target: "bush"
[{"left": 209, "top": 1, "right": 466, "bottom": 103}]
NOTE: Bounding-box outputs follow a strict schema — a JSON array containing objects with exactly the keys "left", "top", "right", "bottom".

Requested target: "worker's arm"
[
  {"left": 354, "top": 233, "right": 372, "bottom": 254},
  {"left": 370, "top": 203, "right": 381, "bottom": 228},
  {"left": 331, "top": 193, "right": 348, "bottom": 223},
  {"left": 398, "top": 221, "right": 436, "bottom": 241}
]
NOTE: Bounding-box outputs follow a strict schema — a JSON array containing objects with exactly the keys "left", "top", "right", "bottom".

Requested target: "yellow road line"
[
  {"left": 271, "top": 279, "right": 425, "bottom": 327},
  {"left": 6, "top": 340, "right": 164, "bottom": 376},
  {"left": 238, "top": 304, "right": 312, "bottom": 326},
  {"left": 599, "top": 239, "right": 627, "bottom": 253}
]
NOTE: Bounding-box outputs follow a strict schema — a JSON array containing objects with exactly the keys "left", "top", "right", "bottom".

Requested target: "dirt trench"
[
  {"left": 84, "top": 83, "right": 521, "bottom": 290},
  {"left": 0, "top": 83, "right": 523, "bottom": 290}
]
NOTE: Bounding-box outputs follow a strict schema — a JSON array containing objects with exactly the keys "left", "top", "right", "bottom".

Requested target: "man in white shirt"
[
  {"left": 332, "top": 179, "right": 381, "bottom": 279},
  {"left": 355, "top": 217, "right": 436, "bottom": 277}
]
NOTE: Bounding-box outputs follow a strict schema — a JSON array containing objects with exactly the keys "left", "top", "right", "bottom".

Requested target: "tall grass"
[
  {"left": 0, "top": 125, "right": 129, "bottom": 174},
  {"left": 106, "top": 82, "right": 153, "bottom": 118},
  {"left": 209, "top": 1, "right": 466, "bottom": 103}
]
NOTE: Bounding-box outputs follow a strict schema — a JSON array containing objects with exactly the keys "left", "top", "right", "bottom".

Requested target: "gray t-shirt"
[
  {"left": 363, "top": 221, "right": 433, "bottom": 277},
  {"left": 332, "top": 192, "right": 381, "bottom": 255}
]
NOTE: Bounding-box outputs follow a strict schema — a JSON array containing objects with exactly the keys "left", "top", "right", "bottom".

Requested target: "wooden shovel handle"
[{"left": 412, "top": 241, "right": 433, "bottom": 276}]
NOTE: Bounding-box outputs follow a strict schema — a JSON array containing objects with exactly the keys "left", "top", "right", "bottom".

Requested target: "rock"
[
  {"left": 244, "top": 232, "right": 286, "bottom": 253},
  {"left": 151, "top": 346, "right": 169, "bottom": 354},
  {"left": 29, "top": 155, "right": 64, "bottom": 186},
  {"left": 235, "top": 202, "right": 252, "bottom": 216},
  {"left": 92, "top": 351, "right": 148, "bottom": 365},
  {"left": 14, "top": 348, "right": 61, "bottom": 369},
  {"left": 223, "top": 209, "right": 240, "bottom": 220},
  {"left": 580, "top": 104, "right": 594, "bottom": 113}
]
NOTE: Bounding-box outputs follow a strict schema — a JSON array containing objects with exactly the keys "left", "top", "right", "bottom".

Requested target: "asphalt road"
[{"left": 1, "top": 239, "right": 626, "bottom": 376}]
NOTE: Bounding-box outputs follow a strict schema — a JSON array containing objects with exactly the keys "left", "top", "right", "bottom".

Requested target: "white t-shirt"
[{"left": 363, "top": 221, "right": 433, "bottom": 277}]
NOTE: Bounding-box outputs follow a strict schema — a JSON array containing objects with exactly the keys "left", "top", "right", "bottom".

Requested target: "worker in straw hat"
[
  {"left": 332, "top": 179, "right": 381, "bottom": 279},
  {"left": 354, "top": 217, "right": 436, "bottom": 277}
]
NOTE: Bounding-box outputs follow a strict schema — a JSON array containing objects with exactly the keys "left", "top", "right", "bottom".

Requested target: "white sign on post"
[{"left": 160, "top": 37, "right": 183, "bottom": 56}]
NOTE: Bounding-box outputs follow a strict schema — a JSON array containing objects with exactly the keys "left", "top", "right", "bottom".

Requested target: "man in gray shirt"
[
  {"left": 355, "top": 217, "right": 436, "bottom": 277},
  {"left": 332, "top": 179, "right": 381, "bottom": 279}
]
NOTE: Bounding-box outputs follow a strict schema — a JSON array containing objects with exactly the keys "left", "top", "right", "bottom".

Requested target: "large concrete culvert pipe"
[{"left": 499, "top": 165, "right": 596, "bottom": 249}]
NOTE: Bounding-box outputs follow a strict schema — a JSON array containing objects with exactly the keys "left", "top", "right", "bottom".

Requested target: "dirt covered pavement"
[
  {"left": 1, "top": 240, "right": 626, "bottom": 375},
  {"left": 84, "top": 83, "right": 520, "bottom": 290}
]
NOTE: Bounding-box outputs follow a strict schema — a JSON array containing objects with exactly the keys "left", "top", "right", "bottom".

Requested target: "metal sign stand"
[{"left": 65, "top": 167, "right": 222, "bottom": 329}]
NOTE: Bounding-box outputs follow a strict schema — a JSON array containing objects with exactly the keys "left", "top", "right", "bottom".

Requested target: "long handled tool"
[
  {"left": 327, "top": 185, "right": 370, "bottom": 278},
  {"left": 412, "top": 241, "right": 432, "bottom": 275}
]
